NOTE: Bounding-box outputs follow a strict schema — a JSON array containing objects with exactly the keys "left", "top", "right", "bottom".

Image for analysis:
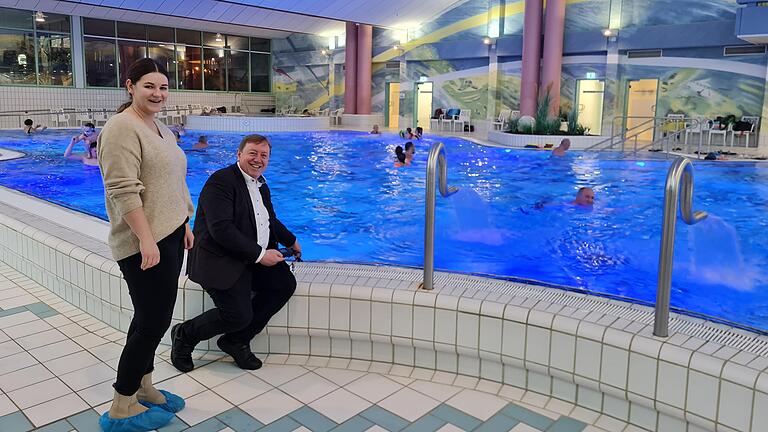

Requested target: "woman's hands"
[{"left": 139, "top": 238, "right": 160, "bottom": 270}]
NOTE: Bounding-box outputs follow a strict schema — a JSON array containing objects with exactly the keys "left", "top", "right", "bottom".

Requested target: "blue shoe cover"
[
  {"left": 99, "top": 406, "right": 174, "bottom": 432},
  {"left": 138, "top": 389, "right": 185, "bottom": 413}
]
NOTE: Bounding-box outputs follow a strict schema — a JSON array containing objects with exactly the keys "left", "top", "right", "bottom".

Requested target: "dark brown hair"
[
  {"left": 116, "top": 58, "right": 170, "bottom": 113},
  {"left": 238, "top": 134, "right": 272, "bottom": 152}
]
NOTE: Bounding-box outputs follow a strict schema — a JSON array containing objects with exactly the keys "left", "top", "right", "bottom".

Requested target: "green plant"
[
  {"left": 533, "top": 87, "right": 553, "bottom": 135},
  {"left": 566, "top": 105, "right": 580, "bottom": 135}
]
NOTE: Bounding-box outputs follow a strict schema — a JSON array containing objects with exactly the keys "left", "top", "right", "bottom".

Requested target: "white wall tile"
[
  {"left": 718, "top": 381, "right": 753, "bottom": 431},
  {"left": 627, "top": 353, "right": 657, "bottom": 399},
  {"left": 656, "top": 361, "right": 687, "bottom": 410},
  {"left": 575, "top": 338, "right": 602, "bottom": 381}
]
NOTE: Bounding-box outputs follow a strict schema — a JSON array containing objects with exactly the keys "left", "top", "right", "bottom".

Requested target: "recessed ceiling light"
[
  {"left": 35, "top": 11, "right": 46, "bottom": 22},
  {"left": 215, "top": 33, "right": 223, "bottom": 42}
]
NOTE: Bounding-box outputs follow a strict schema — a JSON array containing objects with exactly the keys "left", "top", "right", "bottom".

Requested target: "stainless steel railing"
[
  {"left": 653, "top": 157, "right": 708, "bottom": 337},
  {"left": 420, "top": 142, "right": 459, "bottom": 291}
]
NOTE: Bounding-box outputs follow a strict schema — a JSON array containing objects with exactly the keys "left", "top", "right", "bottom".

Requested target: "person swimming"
[
  {"left": 64, "top": 123, "right": 99, "bottom": 163},
  {"left": 399, "top": 127, "right": 414, "bottom": 139},
  {"left": 23, "top": 118, "right": 47, "bottom": 134},
  {"left": 415, "top": 127, "right": 423, "bottom": 139},
  {"left": 370, "top": 124, "right": 381, "bottom": 134},
  {"left": 572, "top": 187, "right": 595, "bottom": 207},
  {"left": 193, "top": 135, "right": 208, "bottom": 149},
  {"left": 404, "top": 142, "right": 415, "bottom": 165},
  {"left": 394, "top": 145, "right": 407, "bottom": 167}
]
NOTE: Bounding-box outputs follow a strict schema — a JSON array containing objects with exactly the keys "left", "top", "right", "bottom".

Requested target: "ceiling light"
[
  {"left": 482, "top": 36, "right": 492, "bottom": 45},
  {"left": 215, "top": 33, "right": 223, "bottom": 42},
  {"left": 35, "top": 11, "right": 46, "bottom": 22},
  {"left": 321, "top": 49, "right": 328, "bottom": 56},
  {"left": 393, "top": 44, "right": 401, "bottom": 51},
  {"left": 602, "top": 28, "right": 617, "bottom": 37}
]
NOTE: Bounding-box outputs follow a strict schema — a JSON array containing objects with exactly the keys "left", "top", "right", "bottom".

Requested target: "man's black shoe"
[
  {"left": 170, "top": 323, "right": 195, "bottom": 373},
  {"left": 217, "top": 338, "right": 262, "bottom": 370}
]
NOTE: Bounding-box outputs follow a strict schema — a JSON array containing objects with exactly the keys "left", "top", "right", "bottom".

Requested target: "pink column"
[
  {"left": 520, "top": 0, "right": 543, "bottom": 117},
  {"left": 356, "top": 24, "right": 373, "bottom": 115},
  {"left": 344, "top": 22, "right": 358, "bottom": 114},
  {"left": 540, "top": 0, "right": 566, "bottom": 116}
]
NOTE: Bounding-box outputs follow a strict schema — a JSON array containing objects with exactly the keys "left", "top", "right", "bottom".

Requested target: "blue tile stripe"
[
  {"left": 16, "top": 394, "right": 589, "bottom": 432},
  {"left": 0, "top": 302, "right": 58, "bottom": 319}
]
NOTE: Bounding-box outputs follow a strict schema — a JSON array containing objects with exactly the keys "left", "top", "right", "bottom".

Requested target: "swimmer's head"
[
  {"left": 198, "top": 135, "right": 207, "bottom": 143},
  {"left": 405, "top": 141, "right": 415, "bottom": 155},
  {"left": 574, "top": 187, "right": 595, "bottom": 206},
  {"left": 82, "top": 123, "right": 96, "bottom": 135},
  {"left": 559, "top": 138, "right": 571, "bottom": 150},
  {"left": 24, "top": 119, "right": 33, "bottom": 126}
]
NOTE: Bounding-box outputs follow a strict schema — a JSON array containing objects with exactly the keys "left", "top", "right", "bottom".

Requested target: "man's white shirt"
[{"left": 237, "top": 163, "right": 270, "bottom": 263}]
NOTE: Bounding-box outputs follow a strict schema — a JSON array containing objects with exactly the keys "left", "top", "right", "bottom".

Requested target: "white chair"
[
  {"left": 330, "top": 108, "right": 344, "bottom": 125},
  {"left": 167, "top": 108, "right": 183, "bottom": 124},
  {"left": 491, "top": 109, "right": 512, "bottom": 131},
  {"left": 454, "top": 109, "right": 471, "bottom": 133},
  {"left": 319, "top": 108, "right": 330, "bottom": 117},
  {"left": 730, "top": 116, "right": 760, "bottom": 148},
  {"left": 683, "top": 117, "right": 706, "bottom": 148},
  {"left": 92, "top": 111, "right": 108, "bottom": 127},
  {"left": 707, "top": 121, "right": 730, "bottom": 150},
  {"left": 75, "top": 112, "right": 93, "bottom": 127},
  {"left": 430, "top": 114, "right": 444, "bottom": 130}
]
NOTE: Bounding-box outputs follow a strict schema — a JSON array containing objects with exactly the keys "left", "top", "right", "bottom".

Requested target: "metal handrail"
[
  {"left": 653, "top": 157, "right": 708, "bottom": 337},
  {"left": 420, "top": 142, "right": 459, "bottom": 291}
]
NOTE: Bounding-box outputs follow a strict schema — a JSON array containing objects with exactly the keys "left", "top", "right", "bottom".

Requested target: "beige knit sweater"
[{"left": 97, "top": 111, "right": 194, "bottom": 261}]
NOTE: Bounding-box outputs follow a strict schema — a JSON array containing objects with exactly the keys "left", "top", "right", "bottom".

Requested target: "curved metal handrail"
[
  {"left": 654, "top": 157, "right": 708, "bottom": 337},
  {"left": 420, "top": 142, "right": 459, "bottom": 291}
]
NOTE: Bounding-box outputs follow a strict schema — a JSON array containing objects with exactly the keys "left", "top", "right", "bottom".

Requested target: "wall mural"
[{"left": 270, "top": 0, "right": 764, "bottom": 128}]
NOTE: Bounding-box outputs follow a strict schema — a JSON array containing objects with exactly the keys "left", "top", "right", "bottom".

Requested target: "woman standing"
[{"left": 97, "top": 58, "right": 194, "bottom": 431}]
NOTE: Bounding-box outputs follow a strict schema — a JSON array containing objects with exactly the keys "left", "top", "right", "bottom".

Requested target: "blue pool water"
[{"left": 1, "top": 129, "right": 768, "bottom": 329}]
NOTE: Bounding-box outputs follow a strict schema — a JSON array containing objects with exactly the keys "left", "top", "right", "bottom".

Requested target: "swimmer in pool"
[{"left": 64, "top": 122, "right": 99, "bottom": 164}]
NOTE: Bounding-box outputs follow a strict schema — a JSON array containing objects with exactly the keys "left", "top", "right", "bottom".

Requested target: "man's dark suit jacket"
[{"left": 187, "top": 163, "right": 296, "bottom": 290}]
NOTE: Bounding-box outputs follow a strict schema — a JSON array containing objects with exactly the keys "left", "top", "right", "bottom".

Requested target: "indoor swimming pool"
[{"left": 1, "top": 129, "right": 767, "bottom": 329}]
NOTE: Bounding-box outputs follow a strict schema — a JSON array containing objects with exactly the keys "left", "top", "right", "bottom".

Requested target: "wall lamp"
[
  {"left": 602, "top": 28, "right": 618, "bottom": 41},
  {"left": 35, "top": 11, "right": 46, "bottom": 22}
]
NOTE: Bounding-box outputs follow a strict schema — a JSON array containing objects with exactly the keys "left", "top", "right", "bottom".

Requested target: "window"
[
  {"left": 227, "top": 35, "right": 248, "bottom": 51},
  {"left": 147, "top": 25, "right": 174, "bottom": 43},
  {"left": 118, "top": 40, "right": 146, "bottom": 85},
  {"left": 227, "top": 50, "right": 249, "bottom": 91},
  {"left": 78, "top": 16, "right": 272, "bottom": 92},
  {"left": 203, "top": 48, "right": 225, "bottom": 90},
  {"left": 83, "top": 18, "right": 114, "bottom": 37},
  {"left": 0, "top": 7, "right": 71, "bottom": 86},
  {"left": 177, "top": 45, "right": 202, "bottom": 90},
  {"left": 148, "top": 43, "right": 176, "bottom": 88},
  {"left": 0, "top": 30, "right": 35, "bottom": 84},
  {"left": 84, "top": 37, "right": 116, "bottom": 87},
  {"left": 37, "top": 33, "right": 72, "bottom": 85},
  {"left": 251, "top": 53, "right": 270, "bottom": 92},
  {"left": 250, "top": 38, "right": 270, "bottom": 53},
  {"left": 36, "top": 13, "right": 70, "bottom": 33},
  {"left": 176, "top": 29, "right": 200, "bottom": 45},
  {"left": 117, "top": 22, "right": 145, "bottom": 40}
]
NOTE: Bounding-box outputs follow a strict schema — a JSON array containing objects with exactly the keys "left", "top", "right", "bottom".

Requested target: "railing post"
[
  {"left": 654, "top": 158, "right": 708, "bottom": 337},
  {"left": 421, "top": 142, "right": 458, "bottom": 291}
]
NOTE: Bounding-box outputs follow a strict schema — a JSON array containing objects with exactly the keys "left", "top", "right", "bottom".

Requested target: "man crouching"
[{"left": 171, "top": 134, "right": 300, "bottom": 372}]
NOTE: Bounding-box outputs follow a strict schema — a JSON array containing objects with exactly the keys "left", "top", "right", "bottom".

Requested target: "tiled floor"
[{"left": 0, "top": 263, "right": 611, "bottom": 432}]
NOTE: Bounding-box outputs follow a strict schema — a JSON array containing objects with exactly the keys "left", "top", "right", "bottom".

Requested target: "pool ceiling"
[{"left": 28, "top": 0, "right": 466, "bottom": 37}]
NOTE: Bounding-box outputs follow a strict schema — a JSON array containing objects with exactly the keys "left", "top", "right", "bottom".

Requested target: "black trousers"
[
  {"left": 182, "top": 261, "right": 296, "bottom": 347},
  {"left": 114, "top": 224, "right": 185, "bottom": 396}
]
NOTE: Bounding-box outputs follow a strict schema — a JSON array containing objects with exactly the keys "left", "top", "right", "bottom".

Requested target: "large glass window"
[
  {"left": 177, "top": 45, "right": 201, "bottom": 90},
  {"left": 37, "top": 33, "right": 72, "bottom": 85},
  {"left": 0, "top": 30, "right": 35, "bottom": 84},
  {"left": 148, "top": 43, "right": 176, "bottom": 88},
  {"left": 79, "top": 16, "right": 271, "bottom": 92},
  {"left": 251, "top": 52, "right": 270, "bottom": 92},
  {"left": 84, "top": 37, "right": 116, "bottom": 87},
  {"left": 227, "top": 50, "right": 249, "bottom": 91},
  {"left": 0, "top": 8, "right": 71, "bottom": 86},
  {"left": 117, "top": 40, "right": 146, "bottom": 85},
  {"left": 203, "top": 48, "right": 225, "bottom": 90}
]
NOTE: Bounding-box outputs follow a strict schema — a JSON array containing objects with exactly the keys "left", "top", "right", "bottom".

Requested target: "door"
[
  {"left": 575, "top": 79, "right": 605, "bottom": 135},
  {"left": 625, "top": 79, "right": 658, "bottom": 142},
  {"left": 415, "top": 82, "right": 433, "bottom": 129},
  {"left": 385, "top": 82, "right": 400, "bottom": 128}
]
